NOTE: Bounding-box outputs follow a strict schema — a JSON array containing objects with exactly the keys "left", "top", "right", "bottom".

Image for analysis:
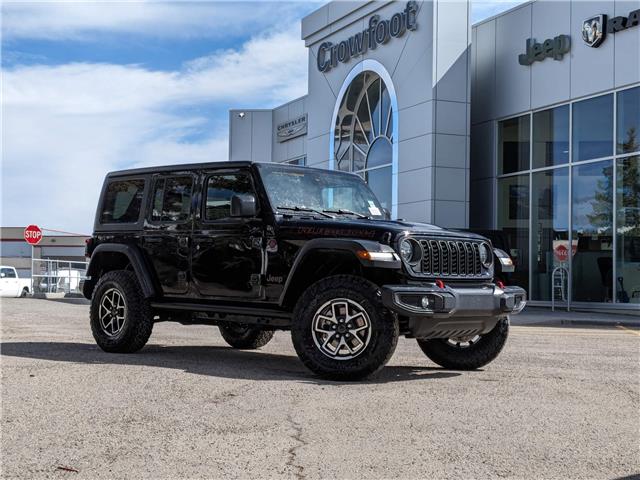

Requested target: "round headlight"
[
  {"left": 400, "top": 239, "right": 414, "bottom": 263},
  {"left": 479, "top": 243, "right": 492, "bottom": 267}
]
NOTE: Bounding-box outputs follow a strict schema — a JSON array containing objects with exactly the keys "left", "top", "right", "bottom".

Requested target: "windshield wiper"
[
  {"left": 277, "top": 206, "right": 335, "bottom": 219},
  {"left": 323, "top": 208, "right": 370, "bottom": 219}
]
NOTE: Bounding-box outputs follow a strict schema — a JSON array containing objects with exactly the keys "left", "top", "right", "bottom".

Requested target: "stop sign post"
[{"left": 24, "top": 225, "right": 43, "bottom": 246}]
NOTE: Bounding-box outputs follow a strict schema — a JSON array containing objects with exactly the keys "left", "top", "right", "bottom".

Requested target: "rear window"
[
  {"left": 151, "top": 176, "right": 193, "bottom": 223},
  {"left": 1, "top": 268, "right": 16, "bottom": 278},
  {"left": 100, "top": 179, "right": 145, "bottom": 224}
]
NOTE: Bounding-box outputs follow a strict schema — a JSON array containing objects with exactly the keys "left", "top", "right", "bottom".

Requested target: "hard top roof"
[
  {"left": 105, "top": 161, "right": 352, "bottom": 178},
  {"left": 106, "top": 161, "right": 253, "bottom": 177}
]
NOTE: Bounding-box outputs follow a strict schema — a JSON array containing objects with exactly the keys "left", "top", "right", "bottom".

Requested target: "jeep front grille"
[{"left": 418, "top": 239, "right": 482, "bottom": 277}]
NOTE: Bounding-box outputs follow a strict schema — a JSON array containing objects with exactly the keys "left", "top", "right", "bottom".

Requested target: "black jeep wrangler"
[{"left": 84, "top": 162, "right": 526, "bottom": 380}]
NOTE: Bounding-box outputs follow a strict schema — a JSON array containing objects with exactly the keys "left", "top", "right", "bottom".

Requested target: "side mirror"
[
  {"left": 230, "top": 194, "right": 257, "bottom": 217},
  {"left": 0, "top": 273, "right": 5, "bottom": 278}
]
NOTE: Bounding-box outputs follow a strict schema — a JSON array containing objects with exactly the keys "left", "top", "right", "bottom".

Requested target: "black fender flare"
[
  {"left": 83, "top": 244, "right": 158, "bottom": 299},
  {"left": 278, "top": 238, "right": 400, "bottom": 306}
]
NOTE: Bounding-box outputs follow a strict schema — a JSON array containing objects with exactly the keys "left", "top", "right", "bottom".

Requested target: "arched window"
[{"left": 330, "top": 63, "right": 397, "bottom": 216}]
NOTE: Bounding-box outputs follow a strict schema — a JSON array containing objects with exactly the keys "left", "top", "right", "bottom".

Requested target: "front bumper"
[{"left": 380, "top": 283, "right": 527, "bottom": 339}]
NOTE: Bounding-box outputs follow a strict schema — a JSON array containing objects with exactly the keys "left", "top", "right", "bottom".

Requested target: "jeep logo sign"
[
  {"left": 518, "top": 35, "right": 571, "bottom": 66},
  {"left": 317, "top": 1, "right": 418, "bottom": 73}
]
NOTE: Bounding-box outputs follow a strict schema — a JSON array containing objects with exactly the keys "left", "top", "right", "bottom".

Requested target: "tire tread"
[
  {"left": 417, "top": 318, "right": 509, "bottom": 370},
  {"left": 291, "top": 275, "right": 398, "bottom": 381},
  {"left": 90, "top": 270, "right": 153, "bottom": 353}
]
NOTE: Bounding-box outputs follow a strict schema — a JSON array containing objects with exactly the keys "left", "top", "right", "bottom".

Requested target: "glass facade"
[
  {"left": 333, "top": 71, "right": 393, "bottom": 210},
  {"left": 572, "top": 161, "right": 613, "bottom": 302},
  {"left": 616, "top": 156, "right": 640, "bottom": 304},
  {"left": 531, "top": 168, "right": 569, "bottom": 301},
  {"left": 617, "top": 87, "right": 640, "bottom": 154},
  {"left": 498, "top": 114, "right": 530, "bottom": 174},
  {"left": 533, "top": 105, "right": 569, "bottom": 168},
  {"left": 572, "top": 94, "right": 613, "bottom": 161},
  {"left": 497, "top": 175, "right": 529, "bottom": 291},
  {"left": 496, "top": 86, "right": 640, "bottom": 307}
]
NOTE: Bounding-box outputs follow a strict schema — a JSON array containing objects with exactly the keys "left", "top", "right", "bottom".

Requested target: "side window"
[
  {"left": 100, "top": 179, "right": 145, "bottom": 224},
  {"left": 1, "top": 268, "right": 16, "bottom": 278},
  {"left": 205, "top": 173, "right": 254, "bottom": 221},
  {"left": 151, "top": 176, "right": 193, "bottom": 223}
]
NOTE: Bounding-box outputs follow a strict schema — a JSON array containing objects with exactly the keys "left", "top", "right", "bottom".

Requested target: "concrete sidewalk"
[{"left": 513, "top": 306, "right": 640, "bottom": 327}]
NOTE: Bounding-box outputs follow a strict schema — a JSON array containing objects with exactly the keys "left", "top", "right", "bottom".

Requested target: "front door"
[
  {"left": 191, "top": 170, "right": 264, "bottom": 299},
  {"left": 142, "top": 174, "right": 194, "bottom": 296}
]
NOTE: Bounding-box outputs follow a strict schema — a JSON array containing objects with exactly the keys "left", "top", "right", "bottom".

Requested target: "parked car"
[
  {"left": 83, "top": 162, "right": 527, "bottom": 380},
  {"left": 0, "top": 266, "right": 31, "bottom": 298}
]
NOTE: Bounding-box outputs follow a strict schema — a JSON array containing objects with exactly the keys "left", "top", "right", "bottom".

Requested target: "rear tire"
[
  {"left": 417, "top": 317, "right": 509, "bottom": 370},
  {"left": 218, "top": 323, "right": 274, "bottom": 349},
  {"left": 291, "top": 275, "right": 398, "bottom": 381},
  {"left": 20, "top": 287, "right": 28, "bottom": 298},
  {"left": 90, "top": 270, "right": 153, "bottom": 353}
]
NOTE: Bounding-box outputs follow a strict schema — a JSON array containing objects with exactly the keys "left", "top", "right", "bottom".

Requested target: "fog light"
[{"left": 421, "top": 296, "right": 431, "bottom": 309}]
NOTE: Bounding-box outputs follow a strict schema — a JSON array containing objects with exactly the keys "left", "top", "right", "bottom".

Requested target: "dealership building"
[{"left": 229, "top": 0, "right": 639, "bottom": 310}]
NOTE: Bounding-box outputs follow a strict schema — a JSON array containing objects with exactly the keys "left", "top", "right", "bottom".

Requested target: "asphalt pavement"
[{"left": 1, "top": 298, "right": 639, "bottom": 479}]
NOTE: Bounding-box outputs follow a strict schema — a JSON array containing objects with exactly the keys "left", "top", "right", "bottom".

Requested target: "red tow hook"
[
  {"left": 497, "top": 280, "right": 506, "bottom": 289},
  {"left": 435, "top": 279, "right": 445, "bottom": 289}
]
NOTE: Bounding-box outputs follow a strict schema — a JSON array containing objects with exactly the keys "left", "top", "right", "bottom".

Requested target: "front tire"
[
  {"left": 291, "top": 275, "right": 399, "bottom": 381},
  {"left": 218, "top": 323, "right": 274, "bottom": 349},
  {"left": 417, "top": 317, "right": 509, "bottom": 370},
  {"left": 90, "top": 270, "right": 153, "bottom": 353}
]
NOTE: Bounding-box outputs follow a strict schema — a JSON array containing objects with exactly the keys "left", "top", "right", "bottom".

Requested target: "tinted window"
[
  {"left": 617, "top": 87, "right": 640, "bottom": 154},
  {"left": 533, "top": 105, "right": 569, "bottom": 168},
  {"left": 151, "top": 176, "right": 193, "bottom": 223},
  {"left": 0, "top": 241, "right": 31, "bottom": 258},
  {"left": 572, "top": 94, "right": 613, "bottom": 161},
  {"left": 100, "top": 179, "right": 145, "bottom": 224},
  {"left": 1, "top": 268, "right": 17, "bottom": 278},
  {"left": 498, "top": 115, "right": 530, "bottom": 174},
  {"left": 205, "top": 174, "right": 253, "bottom": 220}
]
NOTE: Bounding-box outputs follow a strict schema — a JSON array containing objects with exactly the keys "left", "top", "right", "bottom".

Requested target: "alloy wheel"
[
  {"left": 99, "top": 288, "right": 127, "bottom": 337},
  {"left": 311, "top": 298, "right": 372, "bottom": 360}
]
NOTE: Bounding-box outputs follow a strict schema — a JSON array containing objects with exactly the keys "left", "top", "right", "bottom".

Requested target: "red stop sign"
[
  {"left": 24, "top": 225, "right": 43, "bottom": 245},
  {"left": 554, "top": 244, "right": 568, "bottom": 262}
]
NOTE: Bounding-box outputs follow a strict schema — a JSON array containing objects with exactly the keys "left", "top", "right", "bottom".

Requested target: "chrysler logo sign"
[
  {"left": 582, "top": 9, "right": 639, "bottom": 48},
  {"left": 317, "top": 1, "right": 418, "bottom": 73},
  {"left": 582, "top": 15, "right": 606, "bottom": 47},
  {"left": 276, "top": 114, "right": 307, "bottom": 143}
]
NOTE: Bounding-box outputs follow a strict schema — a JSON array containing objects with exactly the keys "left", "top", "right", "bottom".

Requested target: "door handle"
[{"left": 144, "top": 237, "right": 163, "bottom": 243}]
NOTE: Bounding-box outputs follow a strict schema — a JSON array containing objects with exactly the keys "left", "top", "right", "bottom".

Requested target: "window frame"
[
  {"left": 95, "top": 175, "right": 149, "bottom": 231},
  {"left": 497, "top": 113, "right": 531, "bottom": 175},
  {"left": 147, "top": 173, "right": 195, "bottom": 226},
  {"left": 493, "top": 84, "right": 640, "bottom": 309},
  {"left": 200, "top": 169, "right": 260, "bottom": 224},
  {"left": 329, "top": 60, "right": 398, "bottom": 219}
]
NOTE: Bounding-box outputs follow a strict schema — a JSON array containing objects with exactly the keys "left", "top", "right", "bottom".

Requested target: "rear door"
[
  {"left": 142, "top": 174, "right": 194, "bottom": 296},
  {"left": 191, "top": 169, "right": 264, "bottom": 299}
]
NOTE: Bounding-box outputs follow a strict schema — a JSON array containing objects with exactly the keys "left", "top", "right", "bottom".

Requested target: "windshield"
[{"left": 257, "top": 164, "right": 386, "bottom": 219}]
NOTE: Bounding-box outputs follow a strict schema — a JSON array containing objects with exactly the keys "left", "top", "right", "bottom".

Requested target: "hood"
[{"left": 275, "top": 215, "right": 488, "bottom": 243}]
